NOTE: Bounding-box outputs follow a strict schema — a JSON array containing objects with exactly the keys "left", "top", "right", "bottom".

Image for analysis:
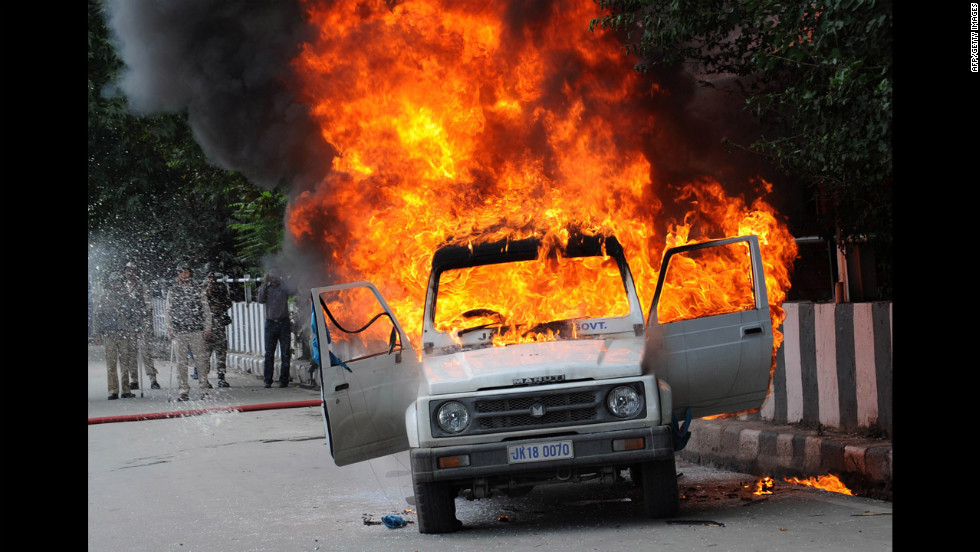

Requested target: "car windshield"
[{"left": 434, "top": 254, "right": 630, "bottom": 346}]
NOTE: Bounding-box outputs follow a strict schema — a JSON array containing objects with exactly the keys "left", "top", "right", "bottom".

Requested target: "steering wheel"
[
  {"left": 521, "top": 319, "right": 571, "bottom": 338},
  {"left": 460, "top": 308, "right": 504, "bottom": 320},
  {"left": 456, "top": 308, "right": 507, "bottom": 336}
]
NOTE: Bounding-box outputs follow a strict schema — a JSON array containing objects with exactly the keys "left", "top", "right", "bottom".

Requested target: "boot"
[
  {"left": 150, "top": 380, "right": 161, "bottom": 390},
  {"left": 218, "top": 374, "right": 230, "bottom": 388}
]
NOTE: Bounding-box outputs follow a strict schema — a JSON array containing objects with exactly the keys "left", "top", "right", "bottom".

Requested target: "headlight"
[
  {"left": 436, "top": 401, "right": 471, "bottom": 433},
  {"left": 606, "top": 385, "right": 643, "bottom": 418}
]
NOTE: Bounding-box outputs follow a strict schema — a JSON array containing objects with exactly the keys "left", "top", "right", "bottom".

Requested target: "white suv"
[{"left": 312, "top": 233, "right": 773, "bottom": 533}]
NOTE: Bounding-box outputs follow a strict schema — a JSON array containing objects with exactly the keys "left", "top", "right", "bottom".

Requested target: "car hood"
[{"left": 421, "top": 336, "right": 645, "bottom": 396}]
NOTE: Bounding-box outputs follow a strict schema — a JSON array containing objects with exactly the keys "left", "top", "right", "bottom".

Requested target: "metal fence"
[{"left": 228, "top": 300, "right": 269, "bottom": 356}]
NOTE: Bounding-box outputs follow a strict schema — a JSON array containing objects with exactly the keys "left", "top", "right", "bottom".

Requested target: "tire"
[
  {"left": 412, "top": 476, "right": 460, "bottom": 534},
  {"left": 638, "top": 455, "right": 679, "bottom": 518}
]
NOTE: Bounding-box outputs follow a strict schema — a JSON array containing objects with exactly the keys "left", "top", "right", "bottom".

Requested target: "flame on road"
[
  {"left": 784, "top": 474, "right": 854, "bottom": 495},
  {"left": 752, "top": 476, "right": 775, "bottom": 495}
]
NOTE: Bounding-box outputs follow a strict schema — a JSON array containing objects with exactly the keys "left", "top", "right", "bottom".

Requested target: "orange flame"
[
  {"left": 784, "top": 474, "right": 854, "bottom": 495},
  {"left": 287, "top": 1, "right": 797, "bottom": 357},
  {"left": 752, "top": 476, "right": 775, "bottom": 495}
]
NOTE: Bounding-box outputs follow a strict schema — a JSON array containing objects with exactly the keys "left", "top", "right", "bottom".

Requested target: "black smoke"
[{"left": 104, "top": 0, "right": 332, "bottom": 193}]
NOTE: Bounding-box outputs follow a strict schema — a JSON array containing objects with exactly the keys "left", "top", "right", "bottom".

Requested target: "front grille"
[
  {"left": 475, "top": 391, "right": 598, "bottom": 430},
  {"left": 475, "top": 391, "right": 595, "bottom": 413},
  {"left": 429, "top": 382, "right": 645, "bottom": 437}
]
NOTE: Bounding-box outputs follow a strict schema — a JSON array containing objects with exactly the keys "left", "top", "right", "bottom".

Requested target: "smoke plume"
[{"left": 104, "top": 0, "right": 331, "bottom": 192}]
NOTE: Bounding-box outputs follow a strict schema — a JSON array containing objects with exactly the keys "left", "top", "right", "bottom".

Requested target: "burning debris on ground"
[
  {"left": 752, "top": 476, "right": 775, "bottom": 496},
  {"left": 676, "top": 470, "right": 858, "bottom": 508},
  {"left": 784, "top": 474, "right": 854, "bottom": 496}
]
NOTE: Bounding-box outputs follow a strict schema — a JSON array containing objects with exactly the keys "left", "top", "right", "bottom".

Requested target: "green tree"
[
  {"left": 590, "top": 0, "right": 892, "bottom": 298},
  {"left": 88, "top": 0, "right": 285, "bottom": 283},
  {"left": 228, "top": 188, "right": 290, "bottom": 265}
]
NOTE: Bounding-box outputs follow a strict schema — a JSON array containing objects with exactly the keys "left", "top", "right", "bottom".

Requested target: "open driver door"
[{"left": 311, "top": 282, "right": 421, "bottom": 466}]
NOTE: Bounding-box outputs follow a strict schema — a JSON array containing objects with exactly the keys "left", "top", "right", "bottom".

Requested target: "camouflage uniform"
[
  {"left": 203, "top": 271, "right": 234, "bottom": 387},
  {"left": 165, "top": 265, "right": 212, "bottom": 400},
  {"left": 93, "top": 273, "right": 142, "bottom": 399},
  {"left": 124, "top": 263, "right": 158, "bottom": 388}
]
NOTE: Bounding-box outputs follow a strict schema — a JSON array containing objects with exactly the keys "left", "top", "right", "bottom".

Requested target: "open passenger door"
[
  {"left": 643, "top": 235, "right": 774, "bottom": 419},
  {"left": 311, "top": 282, "right": 421, "bottom": 466}
]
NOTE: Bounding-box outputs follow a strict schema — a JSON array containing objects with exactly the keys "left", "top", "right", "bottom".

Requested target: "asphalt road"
[{"left": 88, "top": 345, "right": 893, "bottom": 551}]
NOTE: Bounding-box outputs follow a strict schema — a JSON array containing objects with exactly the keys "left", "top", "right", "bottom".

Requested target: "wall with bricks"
[{"left": 760, "top": 301, "right": 893, "bottom": 436}]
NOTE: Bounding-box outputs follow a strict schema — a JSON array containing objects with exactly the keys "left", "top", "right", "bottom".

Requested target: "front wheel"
[
  {"left": 412, "top": 476, "right": 461, "bottom": 534},
  {"left": 636, "top": 455, "right": 679, "bottom": 518}
]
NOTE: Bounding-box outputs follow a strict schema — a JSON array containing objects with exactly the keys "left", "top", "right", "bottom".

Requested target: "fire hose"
[{"left": 87, "top": 399, "right": 322, "bottom": 425}]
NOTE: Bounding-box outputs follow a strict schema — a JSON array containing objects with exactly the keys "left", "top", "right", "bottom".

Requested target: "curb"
[{"left": 677, "top": 418, "right": 892, "bottom": 501}]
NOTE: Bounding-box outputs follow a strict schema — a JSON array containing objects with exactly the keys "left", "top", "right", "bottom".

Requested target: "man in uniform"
[
  {"left": 93, "top": 272, "right": 140, "bottom": 400},
  {"left": 123, "top": 261, "right": 161, "bottom": 389},
  {"left": 165, "top": 262, "right": 212, "bottom": 401},
  {"left": 203, "top": 266, "right": 234, "bottom": 388}
]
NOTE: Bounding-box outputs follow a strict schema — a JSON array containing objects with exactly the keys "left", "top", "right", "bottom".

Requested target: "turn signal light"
[
  {"left": 612, "top": 437, "right": 645, "bottom": 452},
  {"left": 438, "top": 455, "right": 471, "bottom": 469}
]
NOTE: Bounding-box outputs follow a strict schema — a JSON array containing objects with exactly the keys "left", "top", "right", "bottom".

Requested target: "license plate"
[{"left": 507, "top": 440, "right": 573, "bottom": 464}]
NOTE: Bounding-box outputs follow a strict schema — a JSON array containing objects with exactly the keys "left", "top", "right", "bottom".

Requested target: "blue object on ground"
[{"left": 381, "top": 515, "right": 407, "bottom": 529}]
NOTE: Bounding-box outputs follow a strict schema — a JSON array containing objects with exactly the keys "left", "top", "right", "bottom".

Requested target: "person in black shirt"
[{"left": 257, "top": 270, "right": 297, "bottom": 388}]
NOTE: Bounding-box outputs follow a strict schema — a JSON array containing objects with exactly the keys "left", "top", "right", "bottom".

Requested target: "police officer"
[
  {"left": 203, "top": 265, "right": 233, "bottom": 388},
  {"left": 123, "top": 261, "right": 161, "bottom": 390},
  {"left": 93, "top": 272, "right": 140, "bottom": 400},
  {"left": 165, "top": 262, "right": 212, "bottom": 401}
]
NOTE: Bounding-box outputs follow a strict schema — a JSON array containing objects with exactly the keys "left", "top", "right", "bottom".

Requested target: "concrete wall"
[{"left": 760, "top": 301, "right": 893, "bottom": 436}]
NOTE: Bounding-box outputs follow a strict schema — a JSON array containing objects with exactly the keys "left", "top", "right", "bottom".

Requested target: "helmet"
[
  {"left": 125, "top": 261, "right": 137, "bottom": 270},
  {"left": 176, "top": 261, "right": 191, "bottom": 274}
]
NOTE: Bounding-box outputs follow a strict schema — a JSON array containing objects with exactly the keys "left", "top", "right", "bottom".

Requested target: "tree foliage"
[
  {"left": 88, "top": 0, "right": 285, "bottom": 285},
  {"left": 591, "top": 0, "right": 893, "bottom": 297},
  {"left": 228, "top": 189, "right": 289, "bottom": 265}
]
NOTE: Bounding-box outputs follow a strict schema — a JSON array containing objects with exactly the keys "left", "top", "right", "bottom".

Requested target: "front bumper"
[{"left": 410, "top": 425, "right": 673, "bottom": 484}]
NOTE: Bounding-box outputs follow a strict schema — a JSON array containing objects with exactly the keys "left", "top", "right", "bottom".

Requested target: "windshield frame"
[{"left": 420, "top": 233, "right": 645, "bottom": 355}]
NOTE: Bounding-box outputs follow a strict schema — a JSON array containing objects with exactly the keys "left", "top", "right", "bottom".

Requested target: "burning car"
[{"left": 311, "top": 232, "right": 773, "bottom": 533}]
